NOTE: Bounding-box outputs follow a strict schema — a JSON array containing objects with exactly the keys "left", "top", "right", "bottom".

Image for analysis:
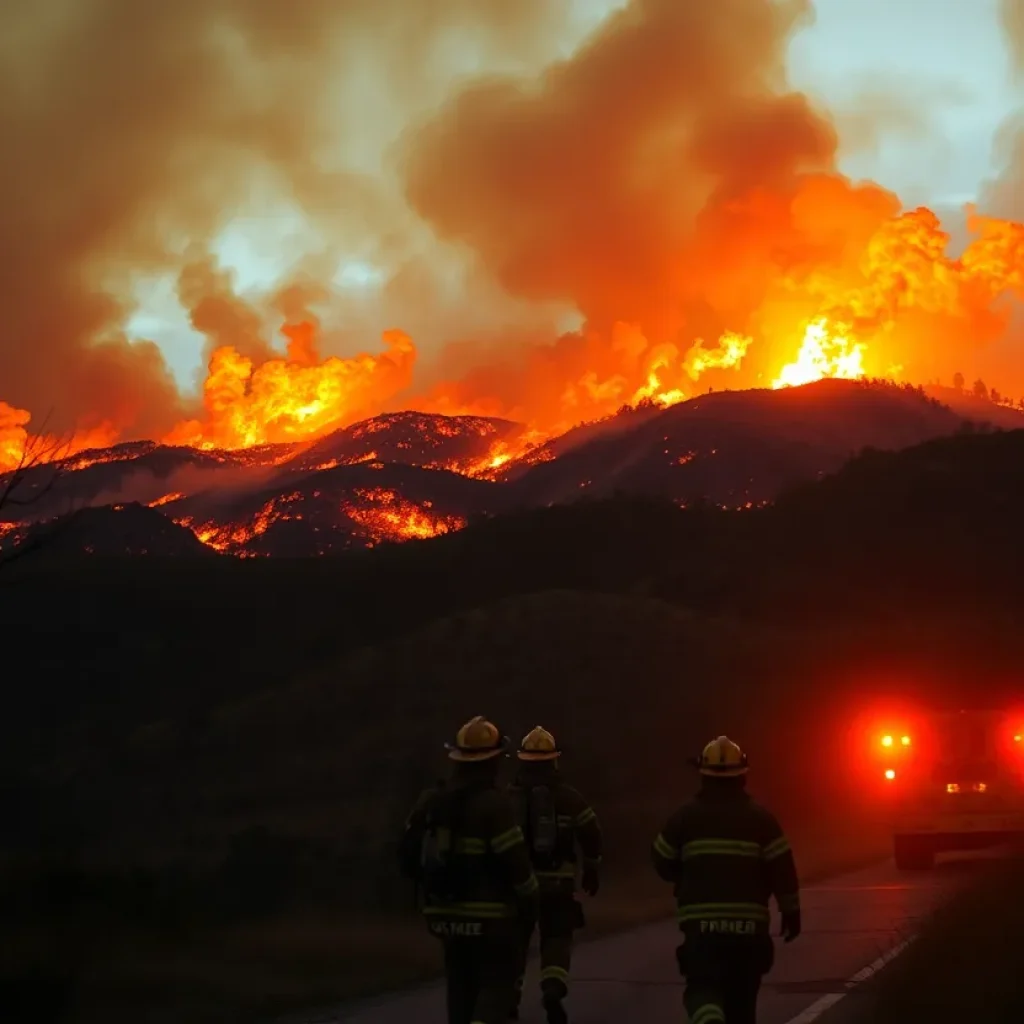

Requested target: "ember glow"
[
  {"left": 343, "top": 487, "right": 467, "bottom": 544},
  {"left": 172, "top": 492, "right": 307, "bottom": 554}
]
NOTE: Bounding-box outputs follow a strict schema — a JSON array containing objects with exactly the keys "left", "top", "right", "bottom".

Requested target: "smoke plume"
[
  {"left": 3, "top": 0, "right": 1024, "bottom": 457},
  {"left": 981, "top": 0, "right": 1024, "bottom": 220},
  {"left": 0, "top": 0, "right": 574, "bottom": 438}
]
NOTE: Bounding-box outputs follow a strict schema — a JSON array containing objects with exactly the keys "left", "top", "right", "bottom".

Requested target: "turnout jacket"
[
  {"left": 404, "top": 774, "right": 539, "bottom": 935},
  {"left": 508, "top": 774, "right": 602, "bottom": 893},
  {"left": 651, "top": 785, "right": 800, "bottom": 936}
]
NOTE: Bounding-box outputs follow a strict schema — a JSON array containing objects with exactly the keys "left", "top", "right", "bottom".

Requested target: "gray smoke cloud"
[{"left": 0, "top": 0, "right": 576, "bottom": 437}]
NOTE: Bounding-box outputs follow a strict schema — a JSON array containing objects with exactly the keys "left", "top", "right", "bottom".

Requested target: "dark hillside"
[{"left": 507, "top": 379, "right": 967, "bottom": 507}]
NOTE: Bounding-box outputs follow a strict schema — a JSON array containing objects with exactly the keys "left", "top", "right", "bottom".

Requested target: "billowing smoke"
[
  {"left": 1001, "top": 0, "right": 1024, "bottom": 72},
  {"left": 2, "top": 0, "right": 1024, "bottom": 458},
  {"left": 982, "top": 0, "right": 1024, "bottom": 219},
  {"left": 0, "top": 0, "right": 575, "bottom": 439},
  {"left": 405, "top": 0, "right": 832, "bottom": 328}
]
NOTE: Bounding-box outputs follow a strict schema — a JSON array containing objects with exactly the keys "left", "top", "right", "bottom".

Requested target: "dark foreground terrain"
[
  {"left": 3, "top": 426, "right": 1024, "bottom": 1021},
  {"left": 868, "top": 853, "right": 1024, "bottom": 1023}
]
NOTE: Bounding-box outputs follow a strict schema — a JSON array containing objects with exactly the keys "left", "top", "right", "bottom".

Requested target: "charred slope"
[
  {"left": 15, "top": 503, "right": 215, "bottom": 558},
  {"left": 284, "top": 410, "right": 523, "bottom": 473},
  {"left": 923, "top": 386, "right": 1024, "bottom": 430},
  {"left": 500, "top": 401, "right": 667, "bottom": 479},
  {"left": 0, "top": 441, "right": 298, "bottom": 523},
  {"left": 163, "top": 461, "right": 504, "bottom": 555},
  {"left": 656, "top": 425, "right": 1024, "bottom": 624},
  {"left": 507, "top": 379, "right": 968, "bottom": 507}
]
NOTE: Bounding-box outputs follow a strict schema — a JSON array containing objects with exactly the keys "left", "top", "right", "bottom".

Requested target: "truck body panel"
[{"left": 879, "top": 709, "right": 1024, "bottom": 870}]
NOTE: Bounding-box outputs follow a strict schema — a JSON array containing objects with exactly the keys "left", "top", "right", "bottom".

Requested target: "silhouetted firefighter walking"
[
  {"left": 400, "top": 716, "right": 539, "bottom": 1024},
  {"left": 651, "top": 736, "right": 801, "bottom": 1024},
  {"left": 508, "top": 726, "right": 602, "bottom": 1024}
]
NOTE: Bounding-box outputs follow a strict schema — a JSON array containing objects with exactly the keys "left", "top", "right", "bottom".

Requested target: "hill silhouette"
[
  {"left": 925, "top": 385, "right": 1024, "bottom": 429},
  {"left": 505, "top": 379, "right": 966, "bottom": 507}
]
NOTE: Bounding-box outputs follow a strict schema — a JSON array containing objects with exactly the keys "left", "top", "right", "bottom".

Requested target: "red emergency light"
[{"left": 879, "top": 732, "right": 913, "bottom": 751}]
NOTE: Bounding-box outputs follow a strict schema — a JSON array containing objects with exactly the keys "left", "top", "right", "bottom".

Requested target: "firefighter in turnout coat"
[
  {"left": 651, "top": 736, "right": 801, "bottom": 1024},
  {"left": 508, "top": 726, "right": 602, "bottom": 1024},
  {"left": 400, "top": 717, "right": 540, "bottom": 1024}
]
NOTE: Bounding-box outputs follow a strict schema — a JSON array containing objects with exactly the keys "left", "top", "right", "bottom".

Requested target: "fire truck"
[{"left": 876, "top": 708, "right": 1024, "bottom": 870}]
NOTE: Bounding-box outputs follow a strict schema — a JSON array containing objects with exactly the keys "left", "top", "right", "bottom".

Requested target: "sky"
[{"left": 131, "top": 0, "right": 1021, "bottom": 390}]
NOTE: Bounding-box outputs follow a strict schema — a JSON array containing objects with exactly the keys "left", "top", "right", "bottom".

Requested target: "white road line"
[{"left": 781, "top": 936, "right": 915, "bottom": 1024}]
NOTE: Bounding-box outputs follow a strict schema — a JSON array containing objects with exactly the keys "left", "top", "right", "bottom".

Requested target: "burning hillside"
[
  {"left": 2, "top": 0, "right": 1024, "bottom": 554},
  {"left": 285, "top": 411, "right": 533, "bottom": 479},
  {"left": 2, "top": 380, "right": 1021, "bottom": 559},
  {"left": 160, "top": 462, "right": 496, "bottom": 556}
]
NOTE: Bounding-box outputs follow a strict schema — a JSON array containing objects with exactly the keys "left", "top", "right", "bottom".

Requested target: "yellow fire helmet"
[
  {"left": 445, "top": 716, "right": 509, "bottom": 762},
  {"left": 699, "top": 735, "right": 749, "bottom": 777},
  {"left": 517, "top": 725, "right": 561, "bottom": 762}
]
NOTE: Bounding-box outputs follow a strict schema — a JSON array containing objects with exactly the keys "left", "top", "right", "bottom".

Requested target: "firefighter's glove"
[
  {"left": 781, "top": 909, "right": 802, "bottom": 943},
  {"left": 581, "top": 864, "right": 600, "bottom": 897}
]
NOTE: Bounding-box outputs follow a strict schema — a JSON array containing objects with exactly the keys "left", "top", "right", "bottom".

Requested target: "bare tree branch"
[{"left": 0, "top": 410, "right": 76, "bottom": 574}]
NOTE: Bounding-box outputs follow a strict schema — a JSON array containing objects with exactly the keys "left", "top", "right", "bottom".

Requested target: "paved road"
[{"left": 317, "top": 855, "right": 990, "bottom": 1024}]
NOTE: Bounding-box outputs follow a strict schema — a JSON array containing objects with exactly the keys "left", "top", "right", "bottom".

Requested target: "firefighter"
[
  {"left": 508, "top": 726, "right": 602, "bottom": 1024},
  {"left": 399, "top": 716, "right": 540, "bottom": 1024},
  {"left": 651, "top": 736, "right": 801, "bottom": 1024}
]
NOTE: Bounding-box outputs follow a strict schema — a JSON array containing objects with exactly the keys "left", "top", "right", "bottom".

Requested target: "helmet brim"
[
  {"left": 448, "top": 747, "right": 505, "bottom": 762},
  {"left": 445, "top": 734, "right": 510, "bottom": 762},
  {"left": 516, "top": 749, "right": 561, "bottom": 761},
  {"left": 699, "top": 765, "right": 749, "bottom": 777}
]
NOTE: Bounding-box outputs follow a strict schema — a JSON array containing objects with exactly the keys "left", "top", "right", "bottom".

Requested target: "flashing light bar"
[
  {"left": 880, "top": 734, "right": 911, "bottom": 748},
  {"left": 946, "top": 783, "right": 960, "bottom": 793},
  {"left": 885, "top": 769, "right": 896, "bottom": 780}
]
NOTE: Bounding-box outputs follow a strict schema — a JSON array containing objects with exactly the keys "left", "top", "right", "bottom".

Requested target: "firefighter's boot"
[{"left": 541, "top": 978, "right": 568, "bottom": 1024}]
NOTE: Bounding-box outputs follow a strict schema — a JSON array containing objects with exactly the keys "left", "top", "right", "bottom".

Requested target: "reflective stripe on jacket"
[{"left": 651, "top": 786, "right": 800, "bottom": 934}]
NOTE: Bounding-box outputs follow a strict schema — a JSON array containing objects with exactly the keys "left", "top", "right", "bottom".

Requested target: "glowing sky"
[{"left": 134, "top": 0, "right": 1020, "bottom": 389}]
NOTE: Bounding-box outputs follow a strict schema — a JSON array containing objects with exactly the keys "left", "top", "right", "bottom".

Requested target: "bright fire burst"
[{"left": 772, "top": 319, "right": 866, "bottom": 390}]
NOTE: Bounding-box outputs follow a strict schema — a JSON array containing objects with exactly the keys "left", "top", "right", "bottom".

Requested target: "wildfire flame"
[
  {"left": 165, "top": 327, "right": 416, "bottom": 450},
  {"left": 344, "top": 487, "right": 466, "bottom": 543},
  {"left": 772, "top": 319, "right": 866, "bottom": 390},
  {"left": 172, "top": 492, "right": 306, "bottom": 554},
  {"left": 2, "top": 207, "right": 1024, "bottom": 488}
]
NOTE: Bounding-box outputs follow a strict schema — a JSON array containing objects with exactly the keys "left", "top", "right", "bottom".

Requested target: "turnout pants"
[
  {"left": 679, "top": 933, "right": 773, "bottom": 1024},
  {"left": 442, "top": 935, "right": 520, "bottom": 1024},
  {"left": 513, "top": 893, "right": 581, "bottom": 1008}
]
